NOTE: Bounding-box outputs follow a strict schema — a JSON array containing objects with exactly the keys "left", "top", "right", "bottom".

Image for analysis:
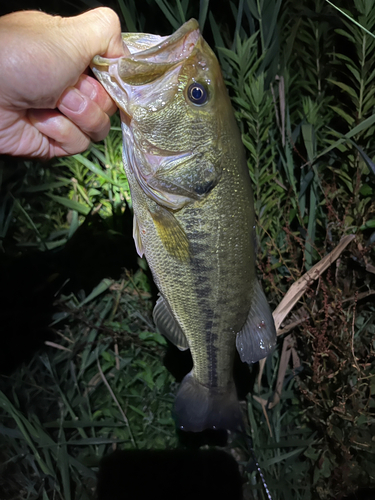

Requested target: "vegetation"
[{"left": 0, "top": 1, "right": 374, "bottom": 499}]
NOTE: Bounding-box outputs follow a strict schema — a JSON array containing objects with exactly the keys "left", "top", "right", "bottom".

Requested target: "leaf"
[
  {"left": 198, "top": 0, "right": 210, "bottom": 31},
  {"left": 175, "top": 0, "right": 186, "bottom": 24},
  {"left": 326, "top": 1, "right": 375, "bottom": 39},
  {"left": 301, "top": 123, "right": 316, "bottom": 162},
  {"left": 208, "top": 12, "right": 229, "bottom": 73},
  {"left": 329, "top": 105, "right": 355, "bottom": 126},
  {"left": 78, "top": 279, "right": 114, "bottom": 307},
  {"left": 328, "top": 79, "right": 358, "bottom": 100},
  {"left": 117, "top": 0, "right": 137, "bottom": 31},
  {"left": 22, "top": 180, "right": 71, "bottom": 193},
  {"left": 57, "top": 427, "right": 71, "bottom": 500},
  {"left": 46, "top": 194, "right": 90, "bottom": 216},
  {"left": 155, "top": 0, "right": 180, "bottom": 30},
  {"left": 359, "top": 184, "right": 373, "bottom": 196},
  {"left": 74, "top": 154, "right": 120, "bottom": 186},
  {"left": 68, "top": 209, "right": 79, "bottom": 240},
  {"left": 305, "top": 178, "right": 317, "bottom": 269},
  {"left": 0, "top": 391, "right": 55, "bottom": 477},
  {"left": 261, "top": 447, "right": 306, "bottom": 467},
  {"left": 318, "top": 113, "right": 375, "bottom": 159},
  {"left": 347, "top": 139, "right": 375, "bottom": 175},
  {"left": 258, "top": 235, "right": 356, "bottom": 386},
  {"left": 361, "top": 219, "right": 375, "bottom": 229},
  {"left": 246, "top": 0, "right": 260, "bottom": 21},
  {"left": 299, "top": 170, "right": 314, "bottom": 199},
  {"left": 139, "top": 331, "right": 167, "bottom": 346},
  {"left": 273, "top": 234, "right": 356, "bottom": 331}
]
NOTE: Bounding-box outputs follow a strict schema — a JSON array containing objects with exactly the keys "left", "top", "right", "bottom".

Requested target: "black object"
[
  {"left": 96, "top": 448, "right": 243, "bottom": 500},
  {"left": 341, "top": 489, "right": 375, "bottom": 500}
]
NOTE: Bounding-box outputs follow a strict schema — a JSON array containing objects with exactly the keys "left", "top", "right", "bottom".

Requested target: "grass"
[
  {"left": 0, "top": 0, "right": 375, "bottom": 499},
  {"left": 0, "top": 274, "right": 178, "bottom": 499}
]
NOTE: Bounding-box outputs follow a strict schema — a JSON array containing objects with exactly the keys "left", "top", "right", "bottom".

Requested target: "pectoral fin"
[
  {"left": 149, "top": 205, "right": 190, "bottom": 262},
  {"left": 236, "top": 280, "right": 277, "bottom": 364},
  {"left": 153, "top": 295, "right": 189, "bottom": 351},
  {"left": 133, "top": 214, "right": 144, "bottom": 258}
]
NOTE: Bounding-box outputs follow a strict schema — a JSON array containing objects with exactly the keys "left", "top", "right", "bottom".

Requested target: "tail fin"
[{"left": 174, "top": 372, "right": 244, "bottom": 433}]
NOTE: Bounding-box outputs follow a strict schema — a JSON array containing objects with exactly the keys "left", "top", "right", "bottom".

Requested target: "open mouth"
[{"left": 91, "top": 19, "right": 201, "bottom": 123}]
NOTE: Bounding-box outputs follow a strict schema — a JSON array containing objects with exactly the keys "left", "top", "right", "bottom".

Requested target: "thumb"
[{"left": 63, "top": 7, "right": 127, "bottom": 68}]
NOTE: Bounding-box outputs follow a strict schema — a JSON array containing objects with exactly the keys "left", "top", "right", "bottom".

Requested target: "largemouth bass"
[{"left": 92, "top": 19, "right": 276, "bottom": 432}]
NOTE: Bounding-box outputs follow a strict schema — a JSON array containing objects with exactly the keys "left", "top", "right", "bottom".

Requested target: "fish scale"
[{"left": 92, "top": 19, "right": 276, "bottom": 432}]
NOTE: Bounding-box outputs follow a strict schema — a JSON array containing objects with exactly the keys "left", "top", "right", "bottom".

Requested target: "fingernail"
[
  {"left": 79, "top": 79, "right": 96, "bottom": 99},
  {"left": 61, "top": 88, "right": 85, "bottom": 112}
]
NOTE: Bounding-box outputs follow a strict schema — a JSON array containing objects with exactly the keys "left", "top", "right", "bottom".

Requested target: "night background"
[{"left": 0, "top": 1, "right": 375, "bottom": 499}]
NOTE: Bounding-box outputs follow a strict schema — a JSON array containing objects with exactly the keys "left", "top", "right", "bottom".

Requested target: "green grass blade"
[
  {"left": 46, "top": 194, "right": 90, "bottom": 216},
  {"left": 325, "top": 1, "right": 375, "bottom": 39},
  {"left": 305, "top": 179, "right": 317, "bottom": 270},
  {"left": 176, "top": 0, "right": 186, "bottom": 24},
  {"left": 90, "top": 146, "right": 109, "bottom": 167},
  {"left": 233, "top": 0, "right": 244, "bottom": 48},
  {"left": 73, "top": 154, "right": 120, "bottom": 186},
  {"left": 0, "top": 193, "right": 14, "bottom": 239},
  {"left": 0, "top": 391, "right": 55, "bottom": 477},
  {"left": 11, "top": 195, "right": 47, "bottom": 250},
  {"left": 348, "top": 139, "right": 375, "bottom": 176},
  {"left": 208, "top": 11, "right": 230, "bottom": 74},
  {"left": 301, "top": 124, "right": 316, "bottom": 163},
  {"left": 198, "top": 0, "right": 210, "bottom": 31},
  {"left": 57, "top": 426, "right": 71, "bottom": 500},
  {"left": 261, "top": 447, "right": 306, "bottom": 467},
  {"left": 317, "top": 113, "right": 375, "bottom": 159},
  {"left": 246, "top": 0, "right": 260, "bottom": 20},
  {"left": 155, "top": 0, "right": 180, "bottom": 30},
  {"left": 68, "top": 209, "right": 79, "bottom": 239},
  {"left": 117, "top": 0, "right": 137, "bottom": 32},
  {"left": 78, "top": 278, "right": 114, "bottom": 307},
  {"left": 22, "top": 180, "right": 71, "bottom": 192}
]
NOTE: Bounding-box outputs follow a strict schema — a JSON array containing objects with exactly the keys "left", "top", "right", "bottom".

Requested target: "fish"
[{"left": 91, "top": 19, "right": 276, "bottom": 433}]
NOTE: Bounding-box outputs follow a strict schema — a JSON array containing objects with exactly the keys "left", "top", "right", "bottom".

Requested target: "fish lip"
[
  {"left": 130, "top": 18, "right": 200, "bottom": 62},
  {"left": 91, "top": 19, "right": 201, "bottom": 121},
  {"left": 91, "top": 18, "right": 200, "bottom": 74}
]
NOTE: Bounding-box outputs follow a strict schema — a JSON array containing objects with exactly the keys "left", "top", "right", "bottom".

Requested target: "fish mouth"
[
  {"left": 90, "top": 20, "right": 213, "bottom": 210},
  {"left": 91, "top": 19, "right": 201, "bottom": 121},
  {"left": 92, "top": 18, "right": 200, "bottom": 70},
  {"left": 121, "top": 18, "right": 200, "bottom": 64}
]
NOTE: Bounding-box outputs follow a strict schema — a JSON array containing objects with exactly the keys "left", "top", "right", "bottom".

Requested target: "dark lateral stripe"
[
  {"left": 206, "top": 344, "right": 218, "bottom": 386},
  {"left": 204, "top": 310, "right": 218, "bottom": 386}
]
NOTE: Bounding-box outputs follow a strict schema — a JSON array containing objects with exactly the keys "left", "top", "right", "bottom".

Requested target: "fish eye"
[{"left": 187, "top": 82, "right": 208, "bottom": 106}]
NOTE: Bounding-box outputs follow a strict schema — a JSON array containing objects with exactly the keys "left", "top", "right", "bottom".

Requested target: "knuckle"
[{"left": 92, "top": 7, "right": 120, "bottom": 31}]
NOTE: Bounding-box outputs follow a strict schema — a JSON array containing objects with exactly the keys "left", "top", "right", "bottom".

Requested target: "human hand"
[{"left": 0, "top": 8, "right": 127, "bottom": 159}]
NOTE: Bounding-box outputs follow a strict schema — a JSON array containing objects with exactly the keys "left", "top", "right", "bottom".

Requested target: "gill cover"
[{"left": 91, "top": 19, "right": 222, "bottom": 263}]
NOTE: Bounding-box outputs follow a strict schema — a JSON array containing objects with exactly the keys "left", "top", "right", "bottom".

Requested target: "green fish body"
[{"left": 92, "top": 19, "right": 276, "bottom": 432}]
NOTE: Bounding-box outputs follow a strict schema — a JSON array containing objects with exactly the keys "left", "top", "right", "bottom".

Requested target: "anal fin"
[
  {"left": 153, "top": 295, "right": 189, "bottom": 351},
  {"left": 236, "top": 279, "right": 276, "bottom": 364}
]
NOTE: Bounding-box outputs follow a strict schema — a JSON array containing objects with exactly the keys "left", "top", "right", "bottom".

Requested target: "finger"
[
  {"left": 57, "top": 87, "right": 111, "bottom": 142},
  {"left": 28, "top": 108, "right": 91, "bottom": 158},
  {"left": 65, "top": 8, "right": 127, "bottom": 61},
  {"left": 74, "top": 74, "right": 117, "bottom": 116}
]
